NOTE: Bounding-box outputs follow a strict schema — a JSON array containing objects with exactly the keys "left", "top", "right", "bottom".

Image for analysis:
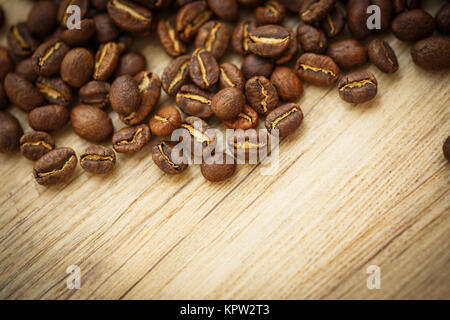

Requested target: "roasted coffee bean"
[
  {"left": 297, "top": 22, "right": 328, "bottom": 54},
  {"left": 321, "top": 7, "right": 345, "bottom": 38},
  {"left": 211, "top": 87, "right": 245, "bottom": 120},
  {"left": 112, "top": 124, "right": 151, "bottom": 154},
  {"left": 411, "top": 36, "right": 450, "bottom": 70},
  {"left": 347, "top": 0, "right": 371, "bottom": 40},
  {"left": 219, "top": 63, "right": 245, "bottom": 91},
  {"left": 57, "top": 0, "right": 89, "bottom": 26},
  {"left": 338, "top": 71, "right": 378, "bottom": 104},
  {"left": 270, "top": 66, "right": 303, "bottom": 102},
  {"left": 92, "top": 0, "right": 109, "bottom": 11},
  {"left": 107, "top": 0, "right": 152, "bottom": 33},
  {"left": 32, "top": 39, "right": 70, "bottom": 77},
  {"left": 94, "top": 13, "right": 120, "bottom": 44},
  {"left": 189, "top": 49, "right": 219, "bottom": 90},
  {"left": 175, "top": 1, "right": 212, "bottom": 42},
  {"left": 435, "top": 2, "right": 450, "bottom": 35},
  {"left": 393, "top": 0, "right": 421, "bottom": 14},
  {"left": 373, "top": 0, "right": 394, "bottom": 33},
  {"left": 0, "top": 47, "right": 13, "bottom": 81},
  {"left": 255, "top": 1, "right": 286, "bottom": 25},
  {"left": 80, "top": 145, "right": 116, "bottom": 174},
  {"left": 33, "top": 147, "right": 77, "bottom": 186},
  {"left": 135, "top": 0, "right": 172, "bottom": 10},
  {"left": 29, "top": 105, "right": 69, "bottom": 132},
  {"left": 27, "top": 1, "right": 57, "bottom": 38},
  {"left": 157, "top": 18, "right": 187, "bottom": 57},
  {"left": 0, "top": 111, "right": 23, "bottom": 153},
  {"left": 176, "top": 85, "right": 214, "bottom": 118},
  {"left": 245, "top": 76, "right": 278, "bottom": 116},
  {"left": 110, "top": 75, "right": 141, "bottom": 117},
  {"left": 20, "top": 131, "right": 55, "bottom": 161},
  {"left": 368, "top": 40, "right": 399, "bottom": 73},
  {"left": 149, "top": 106, "right": 182, "bottom": 137},
  {"left": 61, "top": 48, "right": 94, "bottom": 88},
  {"left": 94, "top": 42, "right": 120, "bottom": 81},
  {"left": 241, "top": 54, "right": 274, "bottom": 80},
  {"left": 71, "top": 104, "right": 113, "bottom": 142},
  {"left": 79, "top": 81, "right": 110, "bottom": 108},
  {"left": 201, "top": 152, "right": 236, "bottom": 182},
  {"left": 327, "top": 39, "right": 367, "bottom": 70},
  {"left": 115, "top": 52, "right": 146, "bottom": 77},
  {"left": 36, "top": 76, "right": 73, "bottom": 107},
  {"left": 248, "top": 25, "right": 290, "bottom": 58},
  {"left": 277, "top": 0, "right": 303, "bottom": 12},
  {"left": 117, "top": 35, "right": 133, "bottom": 54},
  {"left": 392, "top": 9, "right": 435, "bottom": 41},
  {"left": 61, "top": 19, "right": 96, "bottom": 46},
  {"left": 0, "top": 84, "right": 8, "bottom": 109},
  {"left": 275, "top": 28, "right": 298, "bottom": 65},
  {"left": 223, "top": 105, "right": 259, "bottom": 130},
  {"left": 300, "top": 0, "right": 336, "bottom": 24},
  {"left": 152, "top": 140, "right": 188, "bottom": 174},
  {"left": 208, "top": 0, "right": 239, "bottom": 21},
  {"left": 161, "top": 55, "right": 191, "bottom": 96},
  {"left": 15, "top": 58, "right": 37, "bottom": 83},
  {"left": 443, "top": 137, "right": 450, "bottom": 161},
  {"left": 7, "top": 23, "right": 39, "bottom": 57},
  {"left": 195, "top": 21, "right": 230, "bottom": 60},
  {"left": 295, "top": 53, "right": 340, "bottom": 87},
  {"left": 179, "top": 116, "right": 216, "bottom": 156},
  {"left": 227, "top": 129, "right": 269, "bottom": 162},
  {"left": 231, "top": 20, "right": 256, "bottom": 56},
  {"left": 265, "top": 103, "right": 303, "bottom": 138},
  {"left": 4, "top": 73, "right": 45, "bottom": 112}
]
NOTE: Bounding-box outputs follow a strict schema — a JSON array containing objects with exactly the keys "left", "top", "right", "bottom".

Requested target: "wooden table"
[{"left": 0, "top": 0, "right": 449, "bottom": 300}]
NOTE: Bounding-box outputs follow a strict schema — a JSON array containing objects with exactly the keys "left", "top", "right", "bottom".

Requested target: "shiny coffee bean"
[
  {"left": 0, "top": 111, "right": 23, "bottom": 153},
  {"left": 4, "top": 73, "right": 45, "bottom": 112},
  {"left": 300, "top": 0, "right": 336, "bottom": 24},
  {"left": 392, "top": 9, "right": 435, "bottom": 41},
  {"left": 265, "top": 103, "right": 303, "bottom": 138},
  {"left": 179, "top": 116, "right": 216, "bottom": 156},
  {"left": 201, "top": 152, "right": 236, "bottom": 182},
  {"left": 248, "top": 25, "right": 290, "bottom": 58},
  {"left": 15, "top": 58, "right": 37, "bottom": 83},
  {"left": 57, "top": 0, "right": 89, "bottom": 26},
  {"left": 255, "top": 1, "right": 286, "bottom": 25},
  {"left": 20, "top": 131, "right": 55, "bottom": 161},
  {"left": 33, "top": 147, "right": 77, "bottom": 186},
  {"left": 245, "top": 76, "right": 278, "bottom": 116},
  {"left": 241, "top": 54, "right": 274, "bottom": 80},
  {"left": 112, "top": 124, "right": 151, "bottom": 154},
  {"left": 7, "top": 23, "right": 39, "bottom": 57},
  {"left": 338, "top": 71, "right": 378, "bottom": 104},
  {"left": 321, "top": 7, "right": 345, "bottom": 38},
  {"left": 296, "top": 22, "right": 328, "bottom": 54},
  {"left": 32, "top": 39, "right": 70, "bottom": 77},
  {"left": 231, "top": 20, "right": 256, "bottom": 56},
  {"left": 152, "top": 140, "right": 188, "bottom": 175},
  {"left": 270, "top": 66, "right": 303, "bottom": 102},
  {"left": 79, "top": 81, "right": 111, "bottom": 108},
  {"left": 195, "top": 21, "right": 230, "bottom": 60},
  {"left": 149, "top": 106, "right": 182, "bottom": 137},
  {"left": 211, "top": 87, "right": 245, "bottom": 120},
  {"left": 189, "top": 48, "right": 219, "bottom": 89},
  {"left": 94, "top": 42, "right": 120, "bottom": 81},
  {"left": 115, "top": 52, "right": 146, "bottom": 77},
  {"left": 80, "top": 145, "right": 116, "bottom": 174},
  {"left": 61, "top": 19, "right": 96, "bottom": 46},
  {"left": 411, "top": 36, "right": 450, "bottom": 70},
  {"left": 373, "top": 0, "right": 394, "bottom": 33},
  {"left": 443, "top": 137, "right": 450, "bottom": 161},
  {"left": 94, "top": 13, "right": 120, "bottom": 44},
  {"left": 27, "top": 0, "right": 57, "bottom": 38},
  {"left": 327, "top": 39, "right": 367, "bottom": 70},
  {"left": 368, "top": 40, "right": 399, "bottom": 73},
  {"left": 61, "top": 48, "right": 94, "bottom": 88},
  {"left": 295, "top": 53, "right": 340, "bottom": 87},
  {"left": 219, "top": 63, "right": 245, "bottom": 91},
  {"left": 227, "top": 129, "right": 269, "bottom": 162},
  {"left": 161, "top": 55, "right": 191, "bottom": 96},
  {"left": 176, "top": 85, "right": 214, "bottom": 119},
  {"left": 207, "top": 0, "right": 239, "bottom": 21},
  {"left": 223, "top": 105, "right": 259, "bottom": 130},
  {"left": 436, "top": 2, "right": 450, "bottom": 35},
  {"left": 0, "top": 47, "right": 14, "bottom": 81},
  {"left": 110, "top": 75, "right": 141, "bottom": 115},
  {"left": 71, "top": 104, "right": 114, "bottom": 142},
  {"left": 107, "top": 0, "right": 152, "bottom": 33},
  {"left": 36, "top": 76, "right": 73, "bottom": 107},
  {"left": 28, "top": 105, "right": 69, "bottom": 132},
  {"left": 275, "top": 28, "right": 298, "bottom": 65},
  {"left": 157, "top": 18, "right": 187, "bottom": 57},
  {"left": 175, "top": 1, "right": 212, "bottom": 42}
]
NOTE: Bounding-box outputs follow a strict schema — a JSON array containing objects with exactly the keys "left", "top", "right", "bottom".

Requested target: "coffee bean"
[
  {"left": 94, "top": 42, "right": 120, "bottom": 81},
  {"left": 347, "top": 0, "right": 371, "bottom": 40},
  {"left": 92, "top": 0, "right": 109, "bottom": 11},
  {"left": 57, "top": 0, "right": 89, "bottom": 26},
  {"left": 115, "top": 51, "right": 146, "bottom": 77},
  {"left": 296, "top": 22, "right": 328, "bottom": 54},
  {"left": 33, "top": 147, "right": 77, "bottom": 186},
  {"left": 29, "top": 104, "right": 69, "bottom": 132},
  {"left": 277, "top": 0, "right": 303, "bottom": 13},
  {"left": 112, "top": 124, "right": 151, "bottom": 154},
  {"left": 321, "top": 7, "right": 345, "bottom": 38},
  {"left": 4, "top": 73, "right": 45, "bottom": 112},
  {"left": 179, "top": 116, "right": 216, "bottom": 156},
  {"left": 7, "top": 23, "right": 39, "bottom": 57},
  {"left": 161, "top": 55, "right": 191, "bottom": 96},
  {"left": 27, "top": 1, "right": 57, "bottom": 37},
  {"left": 15, "top": 58, "right": 37, "bottom": 83},
  {"left": 107, "top": 0, "right": 152, "bottom": 33},
  {"left": 270, "top": 66, "right": 303, "bottom": 102},
  {"left": 368, "top": 39, "right": 399, "bottom": 73},
  {"left": 392, "top": 9, "right": 435, "bottom": 41},
  {"left": 265, "top": 103, "right": 303, "bottom": 138},
  {"left": 152, "top": 140, "right": 188, "bottom": 174},
  {"left": 20, "top": 130, "right": 55, "bottom": 161},
  {"left": 149, "top": 106, "right": 182, "bottom": 137},
  {"left": 80, "top": 145, "right": 116, "bottom": 174},
  {"left": 241, "top": 54, "right": 274, "bottom": 80},
  {"left": 79, "top": 81, "right": 111, "bottom": 108},
  {"left": 0, "top": 83, "right": 8, "bottom": 109},
  {"left": 338, "top": 71, "right": 378, "bottom": 104},
  {"left": 61, "top": 19, "right": 96, "bottom": 46},
  {"left": 0, "top": 47, "right": 14, "bottom": 81},
  {"left": 110, "top": 75, "right": 141, "bottom": 115},
  {"left": 195, "top": 21, "right": 230, "bottom": 60},
  {"left": 71, "top": 104, "right": 113, "bottom": 142},
  {"left": 61, "top": 48, "right": 94, "bottom": 88},
  {"left": 227, "top": 129, "right": 269, "bottom": 162},
  {"left": 211, "top": 87, "right": 245, "bottom": 120},
  {"left": 219, "top": 63, "right": 245, "bottom": 91},
  {"left": 35, "top": 76, "right": 72, "bottom": 107},
  {"left": 255, "top": 1, "right": 286, "bottom": 25},
  {"left": 300, "top": 0, "right": 336, "bottom": 24},
  {"left": 275, "top": 28, "right": 298, "bottom": 65},
  {"left": 436, "top": 2, "right": 450, "bottom": 35},
  {"left": 157, "top": 18, "right": 187, "bottom": 57},
  {"left": 207, "top": 0, "right": 239, "bottom": 21},
  {"left": 295, "top": 53, "right": 340, "bottom": 87},
  {"left": 411, "top": 36, "right": 450, "bottom": 70},
  {"left": 248, "top": 25, "right": 290, "bottom": 58},
  {"left": 176, "top": 85, "right": 214, "bottom": 118},
  {"left": 231, "top": 20, "right": 256, "bottom": 56},
  {"left": 327, "top": 39, "right": 367, "bottom": 70},
  {"left": 393, "top": 0, "right": 421, "bottom": 14},
  {"left": 237, "top": 0, "right": 264, "bottom": 7},
  {"left": 32, "top": 39, "right": 70, "bottom": 77},
  {"left": 134, "top": 0, "right": 171, "bottom": 10},
  {"left": 245, "top": 76, "right": 278, "bottom": 116},
  {"left": 223, "top": 104, "right": 259, "bottom": 130},
  {"left": 94, "top": 13, "right": 120, "bottom": 44},
  {"left": 443, "top": 136, "right": 450, "bottom": 161},
  {"left": 189, "top": 48, "right": 219, "bottom": 89},
  {"left": 201, "top": 152, "right": 236, "bottom": 182},
  {"left": 0, "top": 111, "right": 23, "bottom": 153},
  {"left": 175, "top": 1, "right": 212, "bottom": 42}
]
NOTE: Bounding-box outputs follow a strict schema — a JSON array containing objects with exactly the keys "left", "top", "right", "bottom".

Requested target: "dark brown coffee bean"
[
  {"left": 270, "top": 66, "right": 303, "bottom": 102},
  {"left": 265, "top": 103, "right": 303, "bottom": 138},
  {"left": 219, "top": 63, "right": 245, "bottom": 91},
  {"left": 152, "top": 140, "right": 188, "bottom": 175},
  {"left": 0, "top": 83, "right": 8, "bottom": 109},
  {"left": 347, "top": 0, "right": 371, "bottom": 40},
  {"left": 115, "top": 51, "right": 146, "bottom": 77},
  {"left": 27, "top": 1, "right": 57, "bottom": 38},
  {"left": 195, "top": 21, "right": 230, "bottom": 60},
  {"left": 175, "top": 1, "right": 212, "bottom": 42},
  {"left": 15, "top": 58, "right": 38, "bottom": 83},
  {"left": 157, "top": 18, "right": 187, "bottom": 57},
  {"left": 255, "top": 1, "right": 286, "bottom": 25},
  {"left": 189, "top": 48, "right": 219, "bottom": 89},
  {"left": 57, "top": 0, "right": 89, "bottom": 26},
  {"left": 93, "top": 42, "right": 120, "bottom": 81},
  {"left": 161, "top": 55, "right": 191, "bottom": 96},
  {"left": 201, "top": 152, "right": 236, "bottom": 182},
  {"left": 368, "top": 39, "right": 399, "bottom": 73},
  {"left": 300, "top": 0, "right": 336, "bottom": 24},
  {"left": 211, "top": 87, "right": 245, "bottom": 120},
  {"left": 321, "top": 7, "right": 345, "bottom": 38},
  {"left": 223, "top": 104, "right": 259, "bottom": 130},
  {"left": 32, "top": 39, "right": 70, "bottom": 77},
  {"left": 231, "top": 20, "right": 257, "bottom": 56},
  {"left": 117, "top": 35, "right": 134, "bottom": 54},
  {"left": 338, "top": 71, "right": 378, "bottom": 104},
  {"left": 36, "top": 76, "right": 73, "bottom": 107},
  {"left": 176, "top": 85, "right": 214, "bottom": 118},
  {"left": 327, "top": 39, "right": 367, "bottom": 70},
  {"left": 274, "top": 28, "right": 298, "bottom": 65},
  {"left": 180, "top": 116, "right": 216, "bottom": 156},
  {"left": 61, "top": 48, "right": 94, "bottom": 88},
  {"left": 248, "top": 25, "right": 290, "bottom": 58},
  {"left": 295, "top": 53, "right": 340, "bottom": 87},
  {"left": 71, "top": 104, "right": 114, "bottom": 142},
  {"left": 297, "top": 22, "right": 328, "bottom": 54},
  {"left": 392, "top": 9, "right": 435, "bottom": 41},
  {"left": 443, "top": 136, "right": 450, "bottom": 161},
  {"left": 208, "top": 0, "right": 239, "bottom": 21},
  {"left": 241, "top": 54, "right": 274, "bottom": 80},
  {"left": 61, "top": 19, "right": 96, "bottom": 46},
  {"left": 20, "top": 131, "right": 55, "bottom": 161},
  {"left": 4, "top": 73, "right": 45, "bottom": 112},
  {"left": 33, "top": 147, "right": 77, "bottom": 185},
  {"left": 0, "top": 111, "right": 23, "bottom": 153},
  {"left": 7, "top": 23, "right": 39, "bottom": 57},
  {"left": 80, "top": 145, "right": 116, "bottom": 174},
  {"left": 92, "top": 0, "right": 109, "bottom": 11},
  {"left": 79, "top": 81, "right": 111, "bottom": 108},
  {"left": 110, "top": 75, "right": 141, "bottom": 115},
  {"left": 245, "top": 76, "right": 278, "bottom": 116},
  {"left": 277, "top": 0, "right": 302, "bottom": 12},
  {"left": 411, "top": 36, "right": 450, "bottom": 70},
  {"left": 29, "top": 105, "right": 69, "bottom": 132},
  {"left": 227, "top": 129, "right": 269, "bottom": 162},
  {"left": 0, "top": 47, "right": 14, "bottom": 81},
  {"left": 107, "top": 0, "right": 152, "bottom": 33},
  {"left": 393, "top": 0, "right": 421, "bottom": 14},
  {"left": 149, "top": 106, "right": 182, "bottom": 137},
  {"left": 94, "top": 13, "right": 120, "bottom": 44},
  {"left": 436, "top": 2, "right": 450, "bottom": 35},
  {"left": 112, "top": 124, "right": 151, "bottom": 154}
]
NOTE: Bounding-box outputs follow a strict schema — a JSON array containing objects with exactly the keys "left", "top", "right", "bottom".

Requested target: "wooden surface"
[{"left": 0, "top": 0, "right": 449, "bottom": 300}]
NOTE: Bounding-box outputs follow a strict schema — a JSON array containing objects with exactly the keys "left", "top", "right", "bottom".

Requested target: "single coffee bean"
[
  {"left": 4, "top": 73, "right": 45, "bottom": 112},
  {"left": 0, "top": 111, "right": 23, "bottom": 153},
  {"left": 20, "top": 131, "right": 55, "bottom": 161},
  {"left": 223, "top": 104, "right": 259, "bottom": 130},
  {"left": 33, "top": 147, "right": 77, "bottom": 186},
  {"left": 255, "top": 1, "right": 286, "bottom": 25},
  {"left": 392, "top": 9, "right": 435, "bottom": 41},
  {"left": 157, "top": 18, "right": 187, "bottom": 57},
  {"left": 277, "top": 0, "right": 303, "bottom": 13},
  {"left": 15, "top": 58, "right": 37, "bottom": 83},
  {"left": 176, "top": 85, "right": 214, "bottom": 118},
  {"left": 92, "top": 0, "right": 109, "bottom": 11},
  {"left": 94, "top": 13, "right": 120, "bottom": 44},
  {"left": 61, "top": 19, "right": 96, "bottom": 46},
  {"left": 27, "top": 1, "right": 57, "bottom": 38},
  {"left": 36, "top": 76, "right": 73, "bottom": 107},
  {"left": 338, "top": 71, "right": 378, "bottom": 104},
  {"left": 71, "top": 104, "right": 113, "bottom": 142},
  {"left": 368, "top": 39, "right": 399, "bottom": 73},
  {"left": 195, "top": 21, "right": 230, "bottom": 60},
  {"left": 248, "top": 25, "right": 290, "bottom": 58},
  {"left": 436, "top": 2, "right": 450, "bottom": 35},
  {"left": 112, "top": 124, "right": 151, "bottom": 154},
  {"left": 115, "top": 52, "right": 146, "bottom": 77},
  {"left": 0, "top": 47, "right": 14, "bottom": 81},
  {"left": 241, "top": 54, "right": 274, "bottom": 80},
  {"left": 94, "top": 42, "right": 120, "bottom": 81},
  {"left": 245, "top": 76, "right": 278, "bottom": 116},
  {"left": 296, "top": 22, "right": 328, "bottom": 54},
  {"left": 179, "top": 116, "right": 216, "bottom": 156},
  {"left": 149, "top": 106, "right": 182, "bottom": 137},
  {"left": 161, "top": 55, "right": 191, "bottom": 96},
  {"left": 231, "top": 20, "right": 257, "bottom": 56},
  {"left": 175, "top": 1, "right": 212, "bottom": 42},
  {"left": 275, "top": 28, "right": 298, "bottom": 65},
  {"left": 110, "top": 75, "right": 141, "bottom": 115},
  {"left": 0, "top": 83, "right": 8, "bottom": 109},
  {"left": 107, "top": 0, "right": 152, "bottom": 33},
  {"left": 393, "top": 0, "right": 421, "bottom": 14},
  {"left": 189, "top": 48, "right": 219, "bottom": 89},
  {"left": 443, "top": 136, "right": 450, "bottom": 161},
  {"left": 300, "top": 0, "right": 336, "bottom": 24},
  {"left": 265, "top": 103, "right": 303, "bottom": 138},
  {"left": 29, "top": 104, "right": 69, "bottom": 132},
  {"left": 270, "top": 66, "right": 303, "bottom": 102},
  {"left": 327, "top": 39, "right": 367, "bottom": 70},
  {"left": 321, "top": 7, "right": 345, "bottom": 38},
  {"left": 211, "top": 87, "right": 245, "bottom": 120},
  {"left": 201, "top": 152, "right": 236, "bottom": 182},
  {"left": 61, "top": 48, "right": 94, "bottom": 88},
  {"left": 411, "top": 36, "right": 450, "bottom": 70},
  {"left": 227, "top": 129, "right": 269, "bottom": 162},
  {"left": 219, "top": 63, "right": 245, "bottom": 91},
  {"left": 152, "top": 140, "right": 188, "bottom": 175},
  {"left": 32, "top": 39, "right": 70, "bottom": 77},
  {"left": 347, "top": 0, "right": 371, "bottom": 40},
  {"left": 80, "top": 145, "right": 116, "bottom": 174},
  {"left": 57, "top": 0, "right": 89, "bottom": 26},
  {"left": 117, "top": 35, "right": 134, "bottom": 54},
  {"left": 207, "top": 0, "right": 239, "bottom": 21},
  {"left": 295, "top": 53, "right": 340, "bottom": 87},
  {"left": 7, "top": 23, "right": 39, "bottom": 57},
  {"left": 79, "top": 81, "right": 110, "bottom": 108}
]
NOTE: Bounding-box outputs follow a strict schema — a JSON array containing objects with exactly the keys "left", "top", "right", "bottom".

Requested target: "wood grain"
[{"left": 0, "top": 0, "right": 449, "bottom": 300}]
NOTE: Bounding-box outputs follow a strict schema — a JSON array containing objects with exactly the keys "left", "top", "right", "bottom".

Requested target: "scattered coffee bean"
[
  {"left": 15, "top": 58, "right": 37, "bottom": 83},
  {"left": 374, "top": 0, "right": 394, "bottom": 33},
  {"left": 411, "top": 36, "right": 450, "bottom": 70},
  {"left": 4, "top": 73, "right": 45, "bottom": 112},
  {"left": 201, "top": 152, "right": 236, "bottom": 182},
  {"left": 270, "top": 66, "right": 303, "bottom": 102},
  {"left": 157, "top": 17, "right": 187, "bottom": 57},
  {"left": 300, "top": 0, "right": 336, "bottom": 24},
  {"left": 338, "top": 71, "right": 378, "bottom": 104},
  {"left": 321, "top": 7, "right": 345, "bottom": 38},
  {"left": 80, "top": 145, "right": 116, "bottom": 174},
  {"left": 110, "top": 75, "right": 141, "bottom": 115},
  {"left": 161, "top": 55, "right": 191, "bottom": 96},
  {"left": 112, "top": 124, "right": 151, "bottom": 154},
  {"left": 265, "top": 103, "right": 303, "bottom": 138},
  {"left": 208, "top": 0, "right": 239, "bottom": 21},
  {"left": 7, "top": 23, "right": 39, "bottom": 57},
  {"left": 241, "top": 54, "right": 274, "bottom": 80},
  {"left": 295, "top": 53, "right": 340, "bottom": 87},
  {"left": 436, "top": 2, "right": 450, "bottom": 35},
  {"left": 36, "top": 76, "right": 73, "bottom": 107},
  {"left": 94, "top": 42, "right": 120, "bottom": 81},
  {"left": 71, "top": 104, "right": 113, "bottom": 142},
  {"left": 219, "top": 63, "right": 245, "bottom": 91},
  {"left": 227, "top": 129, "right": 269, "bottom": 162},
  {"left": 211, "top": 87, "right": 245, "bottom": 120},
  {"left": 107, "top": 0, "right": 152, "bottom": 33},
  {"left": 32, "top": 39, "right": 70, "bottom": 77},
  {"left": 94, "top": 13, "right": 120, "bottom": 44},
  {"left": 20, "top": 131, "right": 55, "bottom": 161},
  {"left": 61, "top": 19, "right": 96, "bottom": 46},
  {"left": 231, "top": 20, "right": 256, "bottom": 56},
  {"left": 368, "top": 39, "right": 399, "bottom": 73},
  {"left": 0, "top": 111, "right": 23, "bottom": 153},
  {"left": 0, "top": 47, "right": 14, "bottom": 81},
  {"left": 248, "top": 24, "right": 290, "bottom": 58},
  {"left": 245, "top": 76, "right": 278, "bottom": 116},
  {"left": 255, "top": 1, "right": 286, "bottom": 25},
  {"left": 33, "top": 147, "right": 77, "bottom": 186},
  {"left": 115, "top": 51, "right": 146, "bottom": 77},
  {"left": 189, "top": 48, "right": 219, "bottom": 90},
  {"left": 28, "top": 104, "right": 69, "bottom": 132},
  {"left": 149, "top": 106, "right": 182, "bottom": 137},
  {"left": 443, "top": 137, "right": 450, "bottom": 161},
  {"left": 393, "top": 0, "right": 421, "bottom": 14},
  {"left": 57, "top": 0, "right": 89, "bottom": 26},
  {"left": 223, "top": 104, "right": 259, "bottom": 130},
  {"left": 180, "top": 116, "right": 216, "bottom": 156},
  {"left": 152, "top": 140, "right": 188, "bottom": 174},
  {"left": 392, "top": 9, "right": 435, "bottom": 41},
  {"left": 347, "top": 0, "right": 371, "bottom": 40},
  {"left": 176, "top": 85, "right": 214, "bottom": 118},
  {"left": 175, "top": 1, "right": 212, "bottom": 42},
  {"left": 60, "top": 48, "right": 94, "bottom": 88},
  {"left": 327, "top": 39, "right": 367, "bottom": 70},
  {"left": 195, "top": 21, "right": 230, "bottom": 60},
  {"left": 275, "top": 28, "right": 298, "bottom": 65},
  {"left": 296, "top": 22, "right": 328, "bottom": 54},
  {"left": 79, "top": 81, "right": 110, "bottom": 108}
]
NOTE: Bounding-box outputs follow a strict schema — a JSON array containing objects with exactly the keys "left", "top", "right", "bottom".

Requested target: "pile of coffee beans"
[{"left": 0, "top": 0, "right": 449, "bottom": 186}]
